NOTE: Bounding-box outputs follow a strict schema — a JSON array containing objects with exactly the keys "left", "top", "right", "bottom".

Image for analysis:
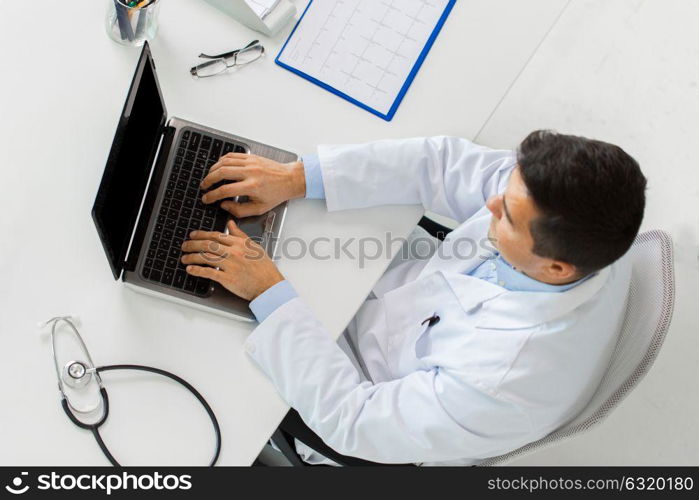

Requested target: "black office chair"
[{"left": 267, "top": 217, "right": 451, "bottom": 467}]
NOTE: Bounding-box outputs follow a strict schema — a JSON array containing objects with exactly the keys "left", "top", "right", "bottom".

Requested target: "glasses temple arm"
[{"left": 198, "top": 40, "right": 261, "bottom": 60}]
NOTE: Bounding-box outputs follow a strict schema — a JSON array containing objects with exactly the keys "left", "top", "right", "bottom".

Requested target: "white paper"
[
  {"left": 245, "top": 0, "right": 280, "bottom": 19},
  {"left": 278, "top": 0, "right": 450, "bottom": 115}
]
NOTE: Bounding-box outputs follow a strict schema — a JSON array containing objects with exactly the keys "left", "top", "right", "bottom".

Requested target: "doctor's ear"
[{"left": 544, "top": 260, "right": 580, "bottom": 283}]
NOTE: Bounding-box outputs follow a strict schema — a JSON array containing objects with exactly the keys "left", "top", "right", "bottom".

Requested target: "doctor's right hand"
[{"left": 200, "top": 154, "right": 307, "bottom": 218}]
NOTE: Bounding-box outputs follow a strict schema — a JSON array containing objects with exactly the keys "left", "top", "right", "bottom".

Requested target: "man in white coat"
[{"left": 180, "top": 130, "right": 647, "bottom": 465}]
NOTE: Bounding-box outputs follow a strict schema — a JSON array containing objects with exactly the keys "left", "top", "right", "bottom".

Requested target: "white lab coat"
[{"left": 246, "top": 137, "right": 631, "bottom": 466}]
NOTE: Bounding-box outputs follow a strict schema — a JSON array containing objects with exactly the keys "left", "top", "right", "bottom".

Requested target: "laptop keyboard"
[{"left": 141, "top": 129, "right": 247, "bottom": 297}]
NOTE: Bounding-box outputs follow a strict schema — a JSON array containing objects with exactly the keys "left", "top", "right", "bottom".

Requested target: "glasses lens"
[
  {"left": 235, "top": 45, "right": 264, "bottom": 66},
  {"left": 193, "top": 59, "right": 228, "bottom": 78}
]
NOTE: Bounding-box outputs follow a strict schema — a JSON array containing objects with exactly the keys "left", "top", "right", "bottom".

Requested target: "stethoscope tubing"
[{"left": 61, "top": 364, "right": 221, "bottom": 467}]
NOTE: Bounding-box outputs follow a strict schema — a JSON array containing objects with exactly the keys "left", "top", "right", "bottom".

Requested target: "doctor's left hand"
[{"left": 180, "top": 220, "right": 284, "bottom": 301}]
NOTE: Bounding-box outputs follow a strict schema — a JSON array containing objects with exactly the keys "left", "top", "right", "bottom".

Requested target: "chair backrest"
[{"left": 481, "top": 230, "right": 676, "bottom": 466}]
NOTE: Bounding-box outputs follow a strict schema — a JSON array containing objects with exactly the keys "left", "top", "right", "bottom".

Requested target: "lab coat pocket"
[
  {"left": 392, "top": 315, "right": 440, "bottom": 377},
  {"left": 414, "top": 317, "right": 435, "bottom": 359}
]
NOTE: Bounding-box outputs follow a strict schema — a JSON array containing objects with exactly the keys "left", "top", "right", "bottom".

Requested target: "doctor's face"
[{"left": 486, "top": 167, "right": 545, "bottom": 277}]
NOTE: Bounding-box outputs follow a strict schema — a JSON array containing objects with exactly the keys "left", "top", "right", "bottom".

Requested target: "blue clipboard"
[{"left": 275, "top": 0, "right": 456, "bottom": 122}]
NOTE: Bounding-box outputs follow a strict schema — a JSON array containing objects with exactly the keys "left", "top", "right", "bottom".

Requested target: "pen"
[
  {"left": 114, "top": 0, "right": 135, "bottom": 42},
  {"left": 134, "top": 0, "right": 152, "bottom": 39},
  {"left": 125, "top": 0, "right": 142, "bottom": 21}
]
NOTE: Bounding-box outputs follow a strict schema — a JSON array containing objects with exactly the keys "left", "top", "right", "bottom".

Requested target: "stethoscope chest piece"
[{"left": 62, "top": 360, "right": 93, "bottom": 389}]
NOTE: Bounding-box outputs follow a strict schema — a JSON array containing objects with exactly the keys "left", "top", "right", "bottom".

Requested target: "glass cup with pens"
[{"left": 106, "top": 0, "right": 161, "bottom": 47}]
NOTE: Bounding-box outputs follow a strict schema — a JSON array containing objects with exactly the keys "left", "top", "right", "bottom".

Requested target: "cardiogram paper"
[{"left": 278, "top": 0, "right": 451, "bottom": 116}]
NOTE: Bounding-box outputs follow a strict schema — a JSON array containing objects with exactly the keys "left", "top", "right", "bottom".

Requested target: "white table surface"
[{"left": 0, "top": 0, "right": 568, "bottom": 465}]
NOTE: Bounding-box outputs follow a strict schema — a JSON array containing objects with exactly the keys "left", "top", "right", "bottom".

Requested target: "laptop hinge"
[{"left": 123, "top": 124, "right": 176, "bottom": 277}]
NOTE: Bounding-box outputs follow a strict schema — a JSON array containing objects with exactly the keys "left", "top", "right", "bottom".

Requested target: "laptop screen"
[{"left": 92, "top": 43, "right": 167, "bottom": 279}]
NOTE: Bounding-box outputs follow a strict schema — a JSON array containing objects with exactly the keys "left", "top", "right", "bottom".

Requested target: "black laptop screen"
[{"left": 92, "top": 44, "right": 166, "bottom": 279}]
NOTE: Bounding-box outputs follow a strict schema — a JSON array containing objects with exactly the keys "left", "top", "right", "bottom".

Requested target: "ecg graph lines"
[
  {"left": 298, "top": 0, "right": 441, "bottom": 104},
  {"left": 354, "top": 1, "right": 433, "bottom": 101}
]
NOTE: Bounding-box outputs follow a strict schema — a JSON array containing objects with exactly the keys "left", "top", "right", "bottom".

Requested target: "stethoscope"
[{"left": 42, "top": 316, "right": 221, "bottom": 466}]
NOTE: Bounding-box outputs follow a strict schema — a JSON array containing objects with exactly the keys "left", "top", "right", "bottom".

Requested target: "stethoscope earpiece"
[{"left": 38, "top": 314, "right": 81, "bottom": 331}]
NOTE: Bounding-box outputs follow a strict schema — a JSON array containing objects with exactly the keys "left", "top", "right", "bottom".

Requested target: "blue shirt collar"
[{"left": 493, "top": 254, "right": 592, "bottom": 293}]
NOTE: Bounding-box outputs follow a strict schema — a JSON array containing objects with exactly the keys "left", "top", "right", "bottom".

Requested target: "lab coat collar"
[
  {"left": 442, "top": 266, "right": 611, "bottom": 329},
  {"left": 416, "top": 213, "right": 496, "bottom": 279}
]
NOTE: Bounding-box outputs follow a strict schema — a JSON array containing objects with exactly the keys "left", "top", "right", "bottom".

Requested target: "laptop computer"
[{"left": 92, "top": 42, "right": 294, "bottom": 322}]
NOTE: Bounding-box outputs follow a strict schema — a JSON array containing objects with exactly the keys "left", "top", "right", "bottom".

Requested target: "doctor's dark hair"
[{"left": 517, "top": 130, "right": 647, "bottom": 276}]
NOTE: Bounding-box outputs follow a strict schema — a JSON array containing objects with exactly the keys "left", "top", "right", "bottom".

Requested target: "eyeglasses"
[{"left": 190, "top": 40, "right": 265, "bottom": 78}]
